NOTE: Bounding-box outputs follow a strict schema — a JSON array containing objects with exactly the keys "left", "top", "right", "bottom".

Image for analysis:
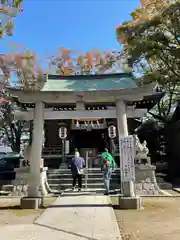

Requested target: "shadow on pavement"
[
  {"left": 48, "top": 203, "right": 112, "bottom": 208},
  {"left": 0, "top": 205, "right": 20, "bottom": 210},
  {"left": 35, "top": 222, "right": 99, "bottom": 240}
]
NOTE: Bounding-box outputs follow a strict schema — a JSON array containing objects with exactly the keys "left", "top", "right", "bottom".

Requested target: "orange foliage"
[
  {"left": 116, "top": 0, "right": 169, "bottom": 44},
  {"left": 117, "top": 0, "right": 168, "bottom": 30},
  {"left": 62, "top": 48, "right": 72, "bottom": 53},
  {"left": 140, "top": 0, "right": 149, "bottom": 6},
  {"left": 61, "top": 53, "right": 70, "bottom": 61},
  {"left": 67, "top": 60, "right": 73, "bottom": 67},
  {"left": 76, "top": 56, "right": 84, "bottom": 65},
  {"left": 48, "top": 47, "right": 125, "bottom": 75},
  {"left": 85, "top": 52, "right": 93, "bottom": 68},
  {"left": 0, "top": 48, "right": 44, "bottom": 89}
]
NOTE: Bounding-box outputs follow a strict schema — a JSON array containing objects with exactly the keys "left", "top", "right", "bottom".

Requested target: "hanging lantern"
[
  {"left": 108, "top": 125, "right": 116, "bottom": 139},
  {"left": 59, "top": 127, "right": 67, "bottom": 139}
]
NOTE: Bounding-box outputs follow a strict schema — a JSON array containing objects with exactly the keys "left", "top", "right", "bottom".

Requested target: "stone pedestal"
[
  {"left": 135, "top": 164, "right": 163, "bottom": 195},
  {"left": 11, "top": 166, "right": 49, "bottom": 198},
  {"left": 122, "top": 180, "right": 135, "bottom": 197},
  {"left": 20, "top": 197, "right": 42, "bottom": 209},
  {"left": 120, "top": 196, "right": 142, "bottom": 210},
  {"left": 11, "top": 166, "right": 29, "bottom": 196}
]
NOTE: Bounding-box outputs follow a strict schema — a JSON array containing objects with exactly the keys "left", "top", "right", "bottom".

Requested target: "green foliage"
[
  {"left": 0, "top": 91, "right": 23, "bottom": 152},
  {"left": 116, "top": 0, "right": 180, "bottom": 119},
  {"left": 0, "top": 0, "right": 23, "bottom": 38}
]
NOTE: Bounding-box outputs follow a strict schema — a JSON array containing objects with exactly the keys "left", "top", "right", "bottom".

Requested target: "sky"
[{"left": 0, "top": 0, "right": 140, "bottom": 61}]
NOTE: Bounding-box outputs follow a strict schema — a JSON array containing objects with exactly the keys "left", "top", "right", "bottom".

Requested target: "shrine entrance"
[
  {"left": 8, "top": 73, "right": 159, "bottom": 201},
  {"left": 71, "top": 129, "right": 107, "bottom": 156}
]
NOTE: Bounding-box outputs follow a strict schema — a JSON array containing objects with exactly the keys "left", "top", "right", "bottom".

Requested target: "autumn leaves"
[{"left": 48, "top": 47, "right": 125, "bottom": 75}]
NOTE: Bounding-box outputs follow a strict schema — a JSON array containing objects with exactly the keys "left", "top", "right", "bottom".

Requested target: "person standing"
[
  {"left": 74, "top": 148, "right": 79, "bottom": 156},
  {"left": 70, "top": 151, "right": 85, "bottom": 192},
  {"left": 101, "top": 148, "right": 117, "bottom": 195}
]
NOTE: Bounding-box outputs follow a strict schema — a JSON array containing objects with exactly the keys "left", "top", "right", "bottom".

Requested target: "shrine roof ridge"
[
  {"left": 41, "top": 72, "right": 137, "bottom": 92},
  {"left": 47, "top": 72, "right": 133, "bottom": 80}
]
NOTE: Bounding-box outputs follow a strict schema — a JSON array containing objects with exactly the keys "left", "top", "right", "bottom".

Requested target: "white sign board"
[{"left": 119, "top": 135, "right": 135, "bottom": 181}]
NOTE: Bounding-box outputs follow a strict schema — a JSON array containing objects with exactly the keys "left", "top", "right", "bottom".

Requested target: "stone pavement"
[{"left": 0, "top": 195, "right": 121, "bottom": 240}]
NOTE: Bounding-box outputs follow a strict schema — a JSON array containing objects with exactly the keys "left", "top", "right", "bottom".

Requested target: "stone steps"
[
  {"left": 47, "top": 168, "right": 121, "bottom": 191},
  {"left": 48, "top": 177, "right": 119, "bottom": 184},
  {"left": 49, "top": 183, "right": 120, "bottom": 190},
  {"left": 62, "top": 188, "right": 121, "bottom": 195},
  {"left": 49, "top": 183, "right": 104, "bottom": 190},
  {"left": 48, "top": 168, "right": 121, "bottom": 172},
  {"left": 47, "top": 173, "right": 120, "bottom": 179}
]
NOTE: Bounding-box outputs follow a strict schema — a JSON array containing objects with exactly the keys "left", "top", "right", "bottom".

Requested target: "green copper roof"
[{"left": 41, "top": 73, "right": 137, "bottom": 92}]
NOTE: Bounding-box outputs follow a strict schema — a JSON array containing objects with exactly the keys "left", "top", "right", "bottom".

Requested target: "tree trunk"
[
  {"left": 12, "top": 133, "right": 21, "bottom": 153},
  {"left": 11, "top": 123, "right": 22, "bottom": 153}
]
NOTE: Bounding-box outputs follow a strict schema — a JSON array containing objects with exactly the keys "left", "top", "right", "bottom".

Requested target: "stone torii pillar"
[
  {"left": 116, "top": 99, "right": 131, "bottom": 193},
  {"left": 116, "top": 99, "right": 128, "bottom": 138},
  {"left": 116, "top": 99, "right": 141, "bottom": 209},
  {"left": 21, "top": 101, "right": 45, "bottom": 209}
]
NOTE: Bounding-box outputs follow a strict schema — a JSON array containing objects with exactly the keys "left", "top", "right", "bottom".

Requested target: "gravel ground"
[
  {"left": 115, "top": 197, "right": 180, "bottom": 240},
  {"left": 0, "top": 197, "right": 56, "bottom": 225}
]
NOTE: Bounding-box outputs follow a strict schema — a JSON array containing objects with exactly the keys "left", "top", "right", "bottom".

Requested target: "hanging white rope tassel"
[
  {"left": 76, "top": 120, "right": 80, "bottom": 128},
  {"left": 91, "top": 121, "right": 94, "bottom": 128}
]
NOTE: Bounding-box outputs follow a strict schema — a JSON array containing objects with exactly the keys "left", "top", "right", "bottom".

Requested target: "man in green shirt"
[{"left": 101, "top": 148, "right": 117, "bottom": 195}]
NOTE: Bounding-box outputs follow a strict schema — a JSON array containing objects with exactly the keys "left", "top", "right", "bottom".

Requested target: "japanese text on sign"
[{"left": 119, "top": 135, "right": 135, "bottom": 181}]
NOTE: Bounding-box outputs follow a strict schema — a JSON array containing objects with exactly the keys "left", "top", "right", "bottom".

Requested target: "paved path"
[{"left": 0, "top": 195, "right": 121, "bottom": 240}]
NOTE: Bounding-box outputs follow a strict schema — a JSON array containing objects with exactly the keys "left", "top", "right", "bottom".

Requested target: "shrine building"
[{"left": 9, "top": 73, "right": 162, "bottom": 168}]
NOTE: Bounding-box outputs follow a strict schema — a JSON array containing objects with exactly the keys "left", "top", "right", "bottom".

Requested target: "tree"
[
  {"left": 0, "top": 50, "right": 44, "bottom": 152},
  {"left": 0, "top": 0, "right": 24, "bottom": 90},
  {"left": 0, "top": 0, "right": 23, "bottom": 151},
  {"left": 47, "top": 47, "right": 129, "bottom": 75},
  {"left": 116, "top": 0, "right": 180, "bottom": 120},
  {"left": 0, "top": 0, "right": 23, "bottom": 38},
  {"left": 0, "top": 94, "right": 23, "bottom": 152},
  {"left": 116, "top": 0, "right": 180, "bottom": 180}
]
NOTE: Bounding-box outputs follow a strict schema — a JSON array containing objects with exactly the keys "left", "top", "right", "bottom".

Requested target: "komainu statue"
[{"left": 134, "top": 135, "right": 151, "bottom": 165}]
